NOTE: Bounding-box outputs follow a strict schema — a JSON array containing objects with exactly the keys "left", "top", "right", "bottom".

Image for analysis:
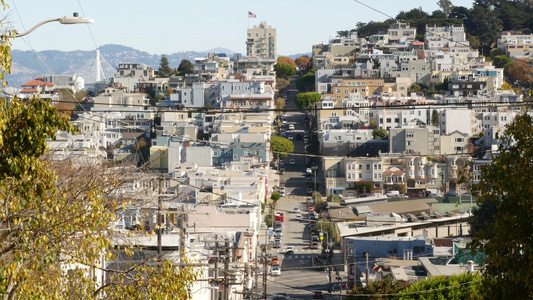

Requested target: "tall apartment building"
[{"left": 246, "top": 21, "right": 277, "bottom": 59}]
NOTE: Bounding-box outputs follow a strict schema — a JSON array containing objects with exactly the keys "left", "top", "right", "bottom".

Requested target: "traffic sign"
[{"left": 320, "top": 236, "right": 324, "bottom": 241}]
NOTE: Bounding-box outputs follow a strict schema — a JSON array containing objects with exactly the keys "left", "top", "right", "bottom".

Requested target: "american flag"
[{"left": 248, "top": 11, "right": 257, "bottom": 18}]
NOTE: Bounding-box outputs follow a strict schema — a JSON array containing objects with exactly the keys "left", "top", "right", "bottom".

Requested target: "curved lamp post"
[{"left": 14, "top": 13, "right": 94, "bottom": 38}]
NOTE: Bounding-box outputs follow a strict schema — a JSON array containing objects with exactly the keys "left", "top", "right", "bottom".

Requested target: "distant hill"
[
  {"left": 6, "top": 44, "right": 237, "bottom": 88},
  {"left": 6, "top": 44, "right": 310, "bottom": 89}
]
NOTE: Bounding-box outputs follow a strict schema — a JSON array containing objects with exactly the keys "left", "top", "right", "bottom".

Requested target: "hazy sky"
[{"left": 6, "top": 0, "right": 473, "bottom": 56}]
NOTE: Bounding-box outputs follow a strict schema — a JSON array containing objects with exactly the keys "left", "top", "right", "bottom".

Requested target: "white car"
[
  {"left": 279, "top": 188, "right": 285, "bottom": 197},
  {"left": 306, "top": 168, "right": 312, "bottom": 174},
  {"left": 289, "top": 159, "right": 295, "bottom": 165},
  {"left": 294, "top": 207, "right": 300, "bottom": 213},
  {"left": 286, "top": 246, "right": 294, "bottom": 254},
  {"left": 271, "top": 265, "right": 281, "bottom": 276},
  {"left": 288, "top": 124, "right": 295, "bottom": 130}
]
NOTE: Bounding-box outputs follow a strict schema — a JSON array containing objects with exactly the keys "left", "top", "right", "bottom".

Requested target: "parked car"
[
  {"left": 462, "top": 192, "right": 472, "bottom": 197},
  {"left": 288, "top": 124, "right": 295, "bottom": 130},
  {"left": 271, "top": 256, "right": 279, "bottom": 265},
  {"left": 271, "top": 265, "right": 281, "bottom": 276},
  {"left": 288, "top": 135, "right": 294, "bottom": 140},
  {"left": 429, "top": 193, "right": 439, "bottom": 197},
  {"left": 308, "top": 206, "right": 314, "bottom": 212},
  {"left": 309, "top": 242, "right": 320, "bottom": 249},
  {"left": 312, "top": 291, "right": 324, "bottom": 299},
  {"left": 444, "top": 191, "right": 458, "bottom": 197},
  {"left": 306, "top": 176, "right": 312, "bottom": 182},
  {"left": 273, "top": 239, "right": 281, "bottom": 248},
  {"left": 294, "top": 207, "right": 300, "bottom": 213},
  {"left": 306, "top": 168, "right": 312, "bottom": 174},
  {"left": 307, "top": 187, "right": 313, "bottom": 194},
  {"left": 279, "top": 188, "right": 285, "bottom": 197},
  {"left": 285, "top": 246, "right": 294, "bottom": 254},
  {"left": 289, "top": 159, "right": 295, "bottom": 165}
]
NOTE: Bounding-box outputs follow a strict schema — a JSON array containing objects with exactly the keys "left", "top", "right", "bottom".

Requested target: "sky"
[{"left": 5, "top": 0, "right": 473, "bottom": 56}]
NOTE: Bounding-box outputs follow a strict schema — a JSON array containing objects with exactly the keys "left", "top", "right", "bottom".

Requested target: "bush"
[{"left": 271, "top": 191, "right": 280, "bottom": 201}]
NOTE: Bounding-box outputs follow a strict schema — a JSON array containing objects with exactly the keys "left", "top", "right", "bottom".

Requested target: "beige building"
[
  {"left": 497, "top": 31, "right": 533, "bottom": 59},
  {"left": 246, "top": 21, "right": 277, "bottom": 59}
]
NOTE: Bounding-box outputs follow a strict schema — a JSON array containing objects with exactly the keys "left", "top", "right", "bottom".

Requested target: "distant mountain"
[
  {"left": 6, "top": 44, "right": 238, "bottom": 88},
  {"left": 6, "top": 44, "right": 309, "bottom": 89}
]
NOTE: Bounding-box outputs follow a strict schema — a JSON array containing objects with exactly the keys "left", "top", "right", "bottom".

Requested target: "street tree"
[
  {"left": 276, "top": 56, "right": 296, "bottom": 68},
  {"left": 177, "top": 59, "right": 194, "bottom": 75},
  {"left": 469, "top": 111, "right": 533, "bottom": 299},
  {"left": 294, "top": 92, "right": 321, "bottom": 109},
  {"left": 295, "top": 56, "right": 311, "bottom": 70},
  {"left": 276, "top": 78, "right": 289, "bottom": 95},
  {"left": 275, "top": 97, "right": 286, "bottom": 111},
  {"left": 270, "top": 136, "right": 294, "bottom": 159},
  {"left": 158, "top": 54, "right": 173, "bottom": 77},
  {"left": 296, "top": 71, "right": 315, "bottom": 92},
  {"left": 274, "top": 63, "right": 295, "bottom": 80}
]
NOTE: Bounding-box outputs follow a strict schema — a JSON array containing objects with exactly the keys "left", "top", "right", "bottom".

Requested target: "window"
[
  {"left": 359, "top": 164, "right": 363, "bottom": 169},
  {"left": 336, "top": 88, "right": 341, "bottom": 93},
  {"left": 407, "top": 141, "right": 414, "bottom": 146},
  {"left": 359, "top": 173, "right": 362, "bottom": 179},
  {"left": 454, "top": 146, "right": 463, "bottom": 152},
  {"left": 366, "top": 164, "right": 370, "bottom": 170},
  {"left": 454, "top": 138, "right": 464, "bottom": 143},
  {"left": 406, "top": 132, "right": 414, "bottom": 138},
  {"left": 386, "top": 118, "right": 391, "bottom": 123}
]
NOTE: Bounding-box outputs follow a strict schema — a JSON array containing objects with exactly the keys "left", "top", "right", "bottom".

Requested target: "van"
[{"left": 386, "top": 190, "right": 400, "bottom": 197}]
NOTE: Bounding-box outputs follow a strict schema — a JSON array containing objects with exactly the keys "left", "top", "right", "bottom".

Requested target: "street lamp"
[{"left": 13, "top": 13, "right": 94, "bottom": 38}]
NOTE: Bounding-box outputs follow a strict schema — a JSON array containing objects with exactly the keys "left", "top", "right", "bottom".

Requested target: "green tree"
[
  {"left": 396, "top": 273, "right": 482, "bottom": 299},
  {"left": 369, "top": 120, "right": 378, "bottom": 129},
  {"left": 294, "top": 92, "right": 321, "bottom": 109},
  {"left": 409, "top": 83, "right": 422, "bottom": 93},
  {"left": 437, "top": 0, "right": 453, "bottom": 16},
  {"left": 469, "top": 111, "right": 533, "bottom": 299},
  {"left": 348, "top": 277, "right": 410, "bottom": 299},
  {"left": 274, "top": 63, "right": 295, "bottom": 80},
  {"left": 296, "top": 71, "right": 315, "bottom": 92},
  {"left": 492, "top": 55, "right": 511, "bottom": 69},
  {"left": 431, "top": 109, "right": 439, "bottom": 126},
  {"left": 158, "top": 54, "right": 173, "bottom": 77},
  {"left": 270, "top": 135, "right": 294, "bottom": 159},
  {"left": 178, "top": 59, "right": 194, "bottom": 75},
  {"left": 270, "top": 191, "right": 281, "bottom": 201},
  {"left": 373, "top": 129, "right": 389, "bottom": 140}
]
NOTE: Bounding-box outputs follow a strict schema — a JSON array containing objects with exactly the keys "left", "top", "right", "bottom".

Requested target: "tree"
[
  {"left": 469, "top": 111, "right": 533, "bottom": 299},
  {"left": 437, "top": 0, "right": 453, "bottom": 16},
  {"left": 158, "top": 54, "right": 173, "bottom": 77},
  {"left": 409, "top": 83, "right": 422, "bottom": 93},
  {"left": 295, "top": 56, "right": 311, "bottom": 71},
  {"left": 296, "top": 71, "right": 315, "bottom": 92},
  {"left": 348, "top": 277, "right": 410, "bottom": 299},
  {"left": 177, "top": 59, "right": 194, "bottom": 75},
  {"left": 276, "top": 56, "right": 296, "bottom": 68},
  {"left": 274, "top": 63, "right": 295, "bottom": 80},
  {"left": 396, "top": 273, "right": 482, "bottom": 299},
  {"left": 275, "top": 97, "right": 286, "bottom": 111},
  {"left": 270, "top": 136, "right": 294, "bottom": 159},
  {"left": 369, "top": 121, "right": 378, "bottom": 129},
  {"left": 276, "top": 78, "right": 289, "bottom": 95},
  {"left": 509, "top": 59, "right": 533, "bottom": 85},
  {"left": 373, "top": 129, "right": 388, "bottom": 140},
  {"left": 270, "top": 191, "right": 280, "bottom": 201},
  {"left": 431, "top": 109, "right": 439, "bottom": 126},
  {"left": 492, "top": 55, "right": 511, "bottom": 69},
  {"left": 294, "top": 92, "right": 321, "bottom": 109}
]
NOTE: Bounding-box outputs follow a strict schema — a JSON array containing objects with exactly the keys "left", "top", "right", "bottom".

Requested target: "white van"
[{"left": 386, "top": 191, "right": 400, "bottom": 197}]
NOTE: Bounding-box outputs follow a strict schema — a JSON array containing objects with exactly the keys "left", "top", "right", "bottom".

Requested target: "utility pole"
[
  {"left": 224, "top": 239, "right": 230, "bottom": 300},
  {"left": 215, "top": 235, "right": 219, "bottom": 298},
  {"left": 157, "top": 175, "right": 163, "bottom": 261},
  {"left": 254, "top": 243, "right": 259, "bottom": 299}
]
